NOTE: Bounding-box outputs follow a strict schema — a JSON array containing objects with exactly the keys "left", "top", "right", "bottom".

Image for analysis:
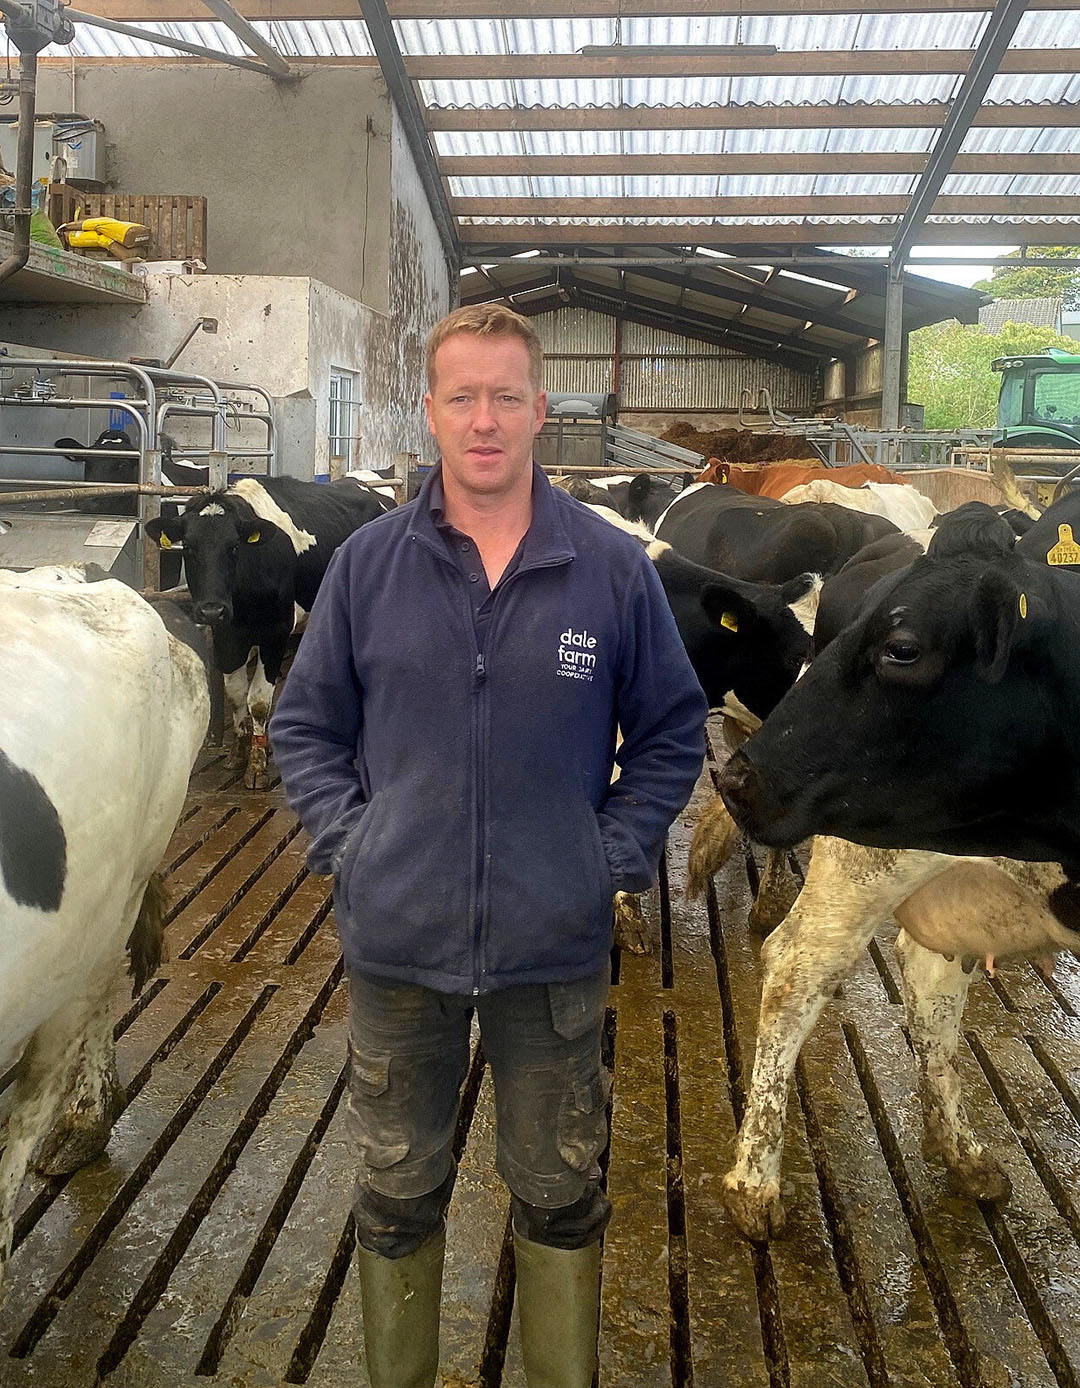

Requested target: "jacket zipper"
[{"left": 412, "top": 532, "right": 572, "bottom": 994}]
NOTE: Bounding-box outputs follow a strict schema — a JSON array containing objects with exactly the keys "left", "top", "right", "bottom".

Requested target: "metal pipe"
[
  {"left": 196, "top": 0, "right": 294, "bottom": 78},
  {"left": 0, "top": 51, "right": 38, "bottom": 289},
  {"left": 0, "top": 482, "right": 208, "bottom": 503},
  {"left": 64, "top": 8, "right": 287, "bottom": 76}
]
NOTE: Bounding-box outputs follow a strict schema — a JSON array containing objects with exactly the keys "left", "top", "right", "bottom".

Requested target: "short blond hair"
[{"left": 425, "top": 304, "right": 544, "bottom": 394}]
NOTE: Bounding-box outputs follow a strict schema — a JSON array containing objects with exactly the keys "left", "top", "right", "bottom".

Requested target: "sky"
[{"left": 906, "top": 246, "right": 1016, "bottom": 288}]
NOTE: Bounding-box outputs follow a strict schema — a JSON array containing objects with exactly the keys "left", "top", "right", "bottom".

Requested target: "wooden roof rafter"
[{"left": 426, "top": 103, "right": 1080, "bottom": 131}]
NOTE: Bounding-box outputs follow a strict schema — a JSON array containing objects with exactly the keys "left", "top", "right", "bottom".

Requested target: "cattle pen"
[{"left": 1, "top": 716, "right": 1079, "bottom": 1388}]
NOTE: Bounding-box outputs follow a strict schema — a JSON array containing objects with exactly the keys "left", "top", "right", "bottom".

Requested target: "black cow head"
[
  {"left": 719, "top": 506, "right": 1074, "bottom": 858},
  {"left": 145, "top": 493, "right": 279, "bottom": 627},
  {"left": 652, "top": 545, "right": 815, "bottom": 716}
]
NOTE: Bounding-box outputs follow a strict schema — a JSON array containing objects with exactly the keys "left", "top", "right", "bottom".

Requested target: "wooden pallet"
[{"left": 47, "top": 184, "right": 207, "bottom": 262}]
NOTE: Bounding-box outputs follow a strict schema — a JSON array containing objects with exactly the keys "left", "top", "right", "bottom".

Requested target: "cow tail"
[{"left": 127, "top": 870, "right": 168, "bottom": 995}]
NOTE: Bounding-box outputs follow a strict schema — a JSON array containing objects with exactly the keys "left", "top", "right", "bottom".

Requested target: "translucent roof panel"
[
  {"left": 47, "top": 17, "right": 374, "bottom": 60},
  {"left": 450, "top": 174, "right": 922, "bottom": 198}
]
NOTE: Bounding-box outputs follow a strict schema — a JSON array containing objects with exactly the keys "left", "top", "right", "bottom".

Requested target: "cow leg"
[
  {"left": 32, "top": 995, "right": 123, "bottom": 1177},
  {"left": 223, "top": 656, "right": 254, "bottom": 769},
  {"left": 747, "top": 847, "right": 802, "bottom": 936},
  {"left": 724, "top": 840, "right": 950, "bottom": 1242},
  {"left": 245, "top": 635, "right": 287, "bottom": 791},
  {"left": 895, "top": 930, "right": 1012, "bottom": 1202},
  {"left": 0, "top": 1006, "right": 92, "bottom": 1296}
]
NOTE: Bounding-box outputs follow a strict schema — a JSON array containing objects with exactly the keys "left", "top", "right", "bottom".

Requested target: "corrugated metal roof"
[{"left": 40, "top": 4, "right": 1080, "bottom": 304}]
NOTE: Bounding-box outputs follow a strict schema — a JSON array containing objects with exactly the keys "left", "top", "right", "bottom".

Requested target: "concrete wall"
[
  {"left": 0, "top": 65, "right": 451, "bottom": 483},
  {"left": 31, "top": 61, "right": 393, "bottom": 308}
]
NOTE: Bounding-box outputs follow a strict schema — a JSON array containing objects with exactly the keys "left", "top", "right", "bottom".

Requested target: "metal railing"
[{"left": 0, "top": 357, "right": 277, "bottom": 588}]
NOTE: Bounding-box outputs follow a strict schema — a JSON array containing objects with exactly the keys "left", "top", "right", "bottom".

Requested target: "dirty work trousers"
[{"left": 346, "top": 969, "right": 612, "bottom": 1258}]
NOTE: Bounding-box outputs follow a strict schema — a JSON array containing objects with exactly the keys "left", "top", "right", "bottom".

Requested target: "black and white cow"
[
  {"left": 560, "top": 473, "right": 688, "bottom": 530},
  {"left": 680, "top": 506, "right": 1080, "bottom": 1241},
  {"left": 653, "top": 481, "right": 899, "bottom": 585},
  {"left": 146, "top": 476, "right": 391, "bottom": 790},
  {"left": 720, "top": 503, "right": 1080, "bottom": 865},
  {"left": 590, "top": 504, "right": 821, "bottom": 933},
  {"left": 0, "top": 567, "right": 208, "bottom": 1298}
]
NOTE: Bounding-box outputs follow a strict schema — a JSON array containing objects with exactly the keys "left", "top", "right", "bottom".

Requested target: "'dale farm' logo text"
[{"left": 557, "top": 628, "right": 598, "bottom": 681}]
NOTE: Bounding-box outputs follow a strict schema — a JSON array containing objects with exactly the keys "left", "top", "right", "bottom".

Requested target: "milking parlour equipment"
[{"left": 0, "top": 358, "right": 276, "bottom": 590}]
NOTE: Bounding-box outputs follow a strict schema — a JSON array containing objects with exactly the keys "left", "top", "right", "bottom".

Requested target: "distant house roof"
[{"left": 978, "top": 297, "right": 1062, "bottom": 336}]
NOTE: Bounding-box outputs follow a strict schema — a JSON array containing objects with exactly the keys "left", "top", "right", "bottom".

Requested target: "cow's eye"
[{"left": 882, "top": 636, "right": 920, "bottom": 665}]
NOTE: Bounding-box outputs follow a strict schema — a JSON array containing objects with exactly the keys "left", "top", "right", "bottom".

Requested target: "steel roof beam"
[
  {"left": 353, "top": 0, "right": 459, "bottom": 269},
  {"left": 454, "top": 195, "right": 1080, "bottom": 217},
  {"left": 464, "top": 254, "right": 1080, "bottom": 268},
  {"left": 460, "top": 220, "right": 1080, "bottom": 245},
  {"left": 65, "top": 7, "right": 288, "bottom": 73},
  {"left": 890, "top": 0, "right": 1029, "bottom": 268},
  {"left": 197, "top": 0, "right": 294, "bottom": 76},
  {"left": 426, "top": 102, "right": 1080, "bottom": 131},
  {"left": 463, "top": 260, "right": 873, "bottom": 336},
  {"left": 442, "top": 153, "right": 1080, "bottom": 176},
  {"left": 410, "top": 48, "right": 1077, "bottom": 79}
]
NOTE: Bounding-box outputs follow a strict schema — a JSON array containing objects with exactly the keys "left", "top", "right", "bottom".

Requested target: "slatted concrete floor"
[{"left": 4, "top": 723, "right": 1080, "bottom": 1386}]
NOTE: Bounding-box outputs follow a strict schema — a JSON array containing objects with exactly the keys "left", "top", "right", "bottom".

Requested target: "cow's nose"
[{"left": 194, "top": 600, "right": 228, "bottom": 626}]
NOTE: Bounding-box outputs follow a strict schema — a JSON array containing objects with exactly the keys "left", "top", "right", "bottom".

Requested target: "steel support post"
[{"left": 881, "top": 265, "right": 905, "bottom": 432}]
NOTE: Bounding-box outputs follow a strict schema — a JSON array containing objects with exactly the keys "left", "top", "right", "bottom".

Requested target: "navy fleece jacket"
[{"left": 270, "top": 463, "right": 707, "bottom": 994}]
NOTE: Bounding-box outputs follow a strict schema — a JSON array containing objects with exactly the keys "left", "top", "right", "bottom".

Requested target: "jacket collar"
[{"left": 407, "top": 461, "right": 576, "bottom": 570}]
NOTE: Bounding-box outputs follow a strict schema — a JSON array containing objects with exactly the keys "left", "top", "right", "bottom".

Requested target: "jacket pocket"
[
  {"left": 337, "top": 791, "right": 383, "bottom": 911},
  {"left": 585, "top": 806, "right": 613, "bottom": 902}
]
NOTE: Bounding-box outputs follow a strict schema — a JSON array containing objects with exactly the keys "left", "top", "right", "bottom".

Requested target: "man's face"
[{"left": 425, "top": 332, "right": 546, "bottom": 501}]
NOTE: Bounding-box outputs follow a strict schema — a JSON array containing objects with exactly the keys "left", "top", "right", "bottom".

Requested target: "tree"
[
  {"left": 972, "top": 246, "right": 1080, "bottom": 311},
  {"left": 907, "top": 319, "right": 1078, "bottom": 430}
]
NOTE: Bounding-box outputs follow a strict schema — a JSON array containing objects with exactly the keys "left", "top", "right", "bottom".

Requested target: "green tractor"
[{"left": 992, "top": 347, "right": 1080, "bottom": 452}]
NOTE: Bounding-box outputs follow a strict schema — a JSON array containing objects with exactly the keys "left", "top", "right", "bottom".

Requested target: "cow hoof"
[
  {"left": 722, "top": 1172, "right": 785, "bottom": 1242},
  {"left": 227, "top": 737, "right": 250, "bottom": 770},
  {"left": 613, "top": 892, "right": 651, "bottom": 954},
  {"left": 33, "top": 1063, "right": 123, "bottom": 1176},
  {"left": 950, "top": 1151, "right": 1013, "bottom": 1204}
]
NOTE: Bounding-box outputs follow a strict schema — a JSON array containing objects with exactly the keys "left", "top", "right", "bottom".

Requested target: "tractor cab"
[{"left": 992, "top": 347, "right": 1080, "bottom": 451}]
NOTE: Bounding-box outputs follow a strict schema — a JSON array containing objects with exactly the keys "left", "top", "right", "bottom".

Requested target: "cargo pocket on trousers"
[
  {"left": 548, "top": 975, "right": 611, "bottom": 1176},
  {"left": 346, "top": 1048, "right": 412, "bottom": 1172},
  {"left": 556, "top": 1060, "right": 610, "bottom": 1175}
]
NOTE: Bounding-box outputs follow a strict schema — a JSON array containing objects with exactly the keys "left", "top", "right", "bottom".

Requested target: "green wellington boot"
[
  {"left": 355, "top": 1230, "right": 445, "bottom": 1388},
  {"left": 513, "top": 1232, "right": 602, "bottom": 1388}
]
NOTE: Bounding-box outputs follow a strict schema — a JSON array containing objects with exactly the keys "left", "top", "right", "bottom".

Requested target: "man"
[{"left": 270, "top": 305, "right": 706, "bottom": 1388}]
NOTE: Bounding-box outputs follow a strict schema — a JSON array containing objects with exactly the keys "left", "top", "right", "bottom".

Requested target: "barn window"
[{"left": 329, "top": 368, "right": 361, "bottom": 463}]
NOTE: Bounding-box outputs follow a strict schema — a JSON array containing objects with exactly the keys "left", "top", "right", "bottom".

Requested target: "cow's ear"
[
  {"left": 145, "top": 515, "right": 183, "bottom": 549},
  {"left": 701, "top": 582, "right": 753, "bottom": 635},
  {"left": 970, "top": 567, "right": 1020, "bottom": 684},
  {"left": 240, "top": 518, "right": 266, "bottom": 544},
  {"left": 628, "top": 474, "right": 652, "bottom": 507}
]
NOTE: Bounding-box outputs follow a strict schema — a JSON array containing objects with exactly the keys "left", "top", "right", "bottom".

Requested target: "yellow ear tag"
[
  {"left": 247, "top": 530, "right": 261, "bottom": 544},
  {"left": 158, "top": 534, "right": 172, "bottom": 549},
  {"left": 1047, "top": 523, "right": 1080, "bottom": 566},
  {"left": 720, "top": 611, "right": 739, "bottom": 632},
  {"left": 1019, "top": 592, "right": 1028, "bottom": 619}
]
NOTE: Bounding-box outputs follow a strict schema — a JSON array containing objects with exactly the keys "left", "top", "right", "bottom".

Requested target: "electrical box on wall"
[
  {"left": 0, "top": 120, "right": 54, "bottom": 185},
  {"left": 52, "top": 119, "right": 106, "bottom": 185},
  {"left": 0, "top": 118, "right": 106, "bottom": 186}
]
